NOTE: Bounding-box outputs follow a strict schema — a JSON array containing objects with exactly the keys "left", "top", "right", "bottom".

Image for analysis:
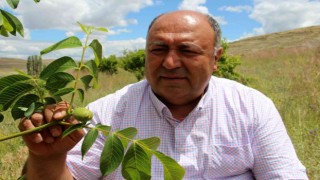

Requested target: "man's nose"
[{"left": 162, "top": 49, "right": 182, "bottom": 69}]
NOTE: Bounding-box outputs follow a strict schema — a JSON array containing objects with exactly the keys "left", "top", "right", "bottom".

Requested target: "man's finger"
[
  {"left": 41, "top": 129, "right": 55, "bottom": 143},
  {"left": 44, "top": 104, "right": 55, "bottom": 123},
  {"left": 19, "top": 118, "right": 43, "bottom": 143},
  {"left": 49, "top": 125, "right": 62, "bottom": 137},
  {"left": 30, "top": 112, "right": 44, "bottom": 127}
]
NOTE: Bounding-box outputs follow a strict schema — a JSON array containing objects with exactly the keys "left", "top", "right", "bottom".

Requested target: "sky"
[{"left": 1, "top": 0, "right": 320, "bottom": 60}]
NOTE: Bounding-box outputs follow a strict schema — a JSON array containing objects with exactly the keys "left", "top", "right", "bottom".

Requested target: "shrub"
[
  {"left": 213, "top": 40, "right": 248, "bottom": 84},
  {"left": 99, "top": 55, "right": 118, "bottom": 75},
  {"left": 120, "top": 49, "right": 145, "bottom": 81}
]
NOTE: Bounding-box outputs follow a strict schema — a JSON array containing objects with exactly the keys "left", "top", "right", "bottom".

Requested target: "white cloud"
[
  {"left": 9, "top": 0, "right": 153, "bottom": 31},
  {"left": 249, "top": 0, "right": 320, "bottom": 35},
  {"left": 0, "top": 1, "right": 153, "bottom": 59},
  {"left": 66, "top": 31, "right": 75, "bottom": 37},
  {"left": 178, "top": 0, "right": 227, "bottom": 25},
  {"left": 0, "top": 39, "right": 49, "bottom": 59},
  {"left": 104, "top": 37, "right": 146, "bottom": 57},
  {"left": 178, "top": 0, "right": 209, "bottom": 14},
  {"left": 219, "top": 6, "right": 252, "bottom": 13}
]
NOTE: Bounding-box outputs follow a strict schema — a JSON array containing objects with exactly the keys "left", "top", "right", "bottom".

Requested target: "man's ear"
[{"left": 212, "top": 47, "right": 223, "bottom": 72}]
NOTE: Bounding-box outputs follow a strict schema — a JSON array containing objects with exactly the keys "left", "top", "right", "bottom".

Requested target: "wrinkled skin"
[{"left": 145, "top": 10, "right": 222, "bottom": 119}]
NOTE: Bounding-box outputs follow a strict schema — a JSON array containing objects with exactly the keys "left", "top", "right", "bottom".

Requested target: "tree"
[
  {"left": 213, "top": 40, "right": 248, "bottom": 84},
  {"left": 120, "top": 49, "right": 145, "bottom": 81},
  {"left": 99, "top": 55, "right": 118, "bottom": 75}
]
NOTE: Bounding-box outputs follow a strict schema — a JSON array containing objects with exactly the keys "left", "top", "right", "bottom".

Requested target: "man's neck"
[{"left": 161, "top": 95, "right": 202, "bottom": 121}]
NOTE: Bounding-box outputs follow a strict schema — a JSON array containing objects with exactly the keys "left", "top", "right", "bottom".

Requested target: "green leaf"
[
  {"left": 6, "top": 0, "right": 20, "bottom": 9},
  {"left": 11, "top": 94, "right": 39, "bottom": 120},
  {"left": 81, "top": 128, "right": 99, "bottom": 159},
  {"left": 0, "top": 9, "right": 24, "bottom": 37},
  {"left": 137, "top": 137, "right": 160, "bottom": 159},
  {"left": 77, "top": 21, "right": 92, "bottom": 34},
  {"left": 153, "top": 151, "right": 185, "bottom": 180},
  {"left": 1, "top": 13, "right": 14, "bottom": 32},
  {"left": 62, "top": 123, "right": 84, "bottom": 138},
  {"left": 40, "top": 56, "right": 77, "bottom": 79},
  {"left": 89, "top": 39, "right": 102, "bottom": 66},
  {"left": 121, "top": 142, "right": 151, "bottom": 179},
  {"left": 138, "top": 137, "right": 160, "bottom": 151},
  {"left": 0, "top": 74, "right": 31, "bottom": 91},
  {"left": 53, "top": 87, "right": 74, "bottom": 97},
  {"left": 0, "top": 82, "right": 34, "bottom": 111},
  {"left": 100, "top": 134, "right": 124, "bottom": 176},
  {"left": 24, "top": 102, "right": 35, "bottom": 118},
  {"left": 94, "top": 27, "right": 108, "bottom": 33},
  {"left": 45, "top": 72, "right": 75, "bottom": 90},
  {"left": 83, "top": 60, "right": 99, "bottom": 89},
  {"left": 0, "top": 26, "right": 9, "bottom": 37},
  {"left": 77, "top": 88, "right": 84, "bottom": 103},
  {"left": 0, "top": 12, "right": 4, "bottom": 26},
  {"left": 44, "top": 97, "right": 56, "bottom": 105},
  {"left": 80, "top": 75, "right": 93, "bottom": 90},
  {"left": 96, "top": 124, "right": 111, "bottom": 136},
  {"left": 122, "top": 168, "right": 142, "bottom": 180},
  {"left": 33, "top": 0, "right": 40, "bottom": 2},
  {"left": 40, "top": 36, "right": 82, "bottom": 55},
  {"left": 0, "top": 113, "right": 4, "bottom": 123},
  {"left": 114, "top": 127, "right": 137, "bottom": 149}
]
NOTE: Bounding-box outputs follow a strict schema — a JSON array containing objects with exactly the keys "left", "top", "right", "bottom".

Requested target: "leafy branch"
[{"left": 0, "top": 19, "right": 185, "bottom": 179}]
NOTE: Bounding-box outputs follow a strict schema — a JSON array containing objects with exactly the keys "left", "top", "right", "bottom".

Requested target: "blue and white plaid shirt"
[{"left": 67, "top": 76, "right": 307, "bottom": 179}]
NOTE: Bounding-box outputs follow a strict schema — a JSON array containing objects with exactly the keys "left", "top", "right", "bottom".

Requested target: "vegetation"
[
  {"left": 120, "top": 49, "right": 146, "bottom": 81},
  {"left": 213, "top": 40, "right": 248, "bottom": 84},
  {"left": 229, "top": 26, "right": 320, "bottom": 179},
  {"left": 26, "top": 55, "right": 43, "bottom": 77},
  {"left": 99, "top": 55, "right": 118, "bottom": 75}
]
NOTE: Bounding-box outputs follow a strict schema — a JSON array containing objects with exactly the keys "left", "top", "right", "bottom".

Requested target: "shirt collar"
[
  {"left": 149, "top": 85, "right": 166, "bottom": 118},
  {"left": 148, "top": 80, "right": 213, "bottom": 119}
]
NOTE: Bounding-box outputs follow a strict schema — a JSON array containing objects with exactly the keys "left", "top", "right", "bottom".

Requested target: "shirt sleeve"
[{"left": 251, "top": 96, "right": 308, "bottom": 179}]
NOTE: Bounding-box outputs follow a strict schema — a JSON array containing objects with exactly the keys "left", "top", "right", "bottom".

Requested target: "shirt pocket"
[{"left": 203, "top": 144, "right": 254, "bottom": 179}]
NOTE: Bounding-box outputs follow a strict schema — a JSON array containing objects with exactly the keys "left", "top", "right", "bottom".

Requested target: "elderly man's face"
[{"left": 145, "top": 11, "right": 220, "bottom": 106}]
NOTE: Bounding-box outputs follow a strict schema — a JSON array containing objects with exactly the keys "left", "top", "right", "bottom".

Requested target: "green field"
[{"left": 1, "top": 26, "right": 320, "bottom": 179}]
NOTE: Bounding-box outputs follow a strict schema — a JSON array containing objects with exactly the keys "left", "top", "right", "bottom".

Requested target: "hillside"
[
  {"left": 0, "top": 58, "right": 53, "bottom": 76},
  {"left": 0, "top": 58, "right": 26, "bottom": 76},
  {"left": 228, "top": 25, "right": 320, "bottom": 57}
]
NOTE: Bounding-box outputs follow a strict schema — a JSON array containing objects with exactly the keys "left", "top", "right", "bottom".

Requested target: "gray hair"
[{"left": 147, "top": 12, "right": 222, "bottom": 51}]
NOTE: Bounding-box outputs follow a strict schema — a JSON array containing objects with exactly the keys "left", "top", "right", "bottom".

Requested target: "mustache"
[{"left": 158, "top": 68, "right": 188, "bottom": 77}]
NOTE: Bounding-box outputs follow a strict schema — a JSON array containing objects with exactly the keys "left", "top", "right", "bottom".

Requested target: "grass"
[{"left": 236, "top": 48, "right": 320, "bottom": 179}]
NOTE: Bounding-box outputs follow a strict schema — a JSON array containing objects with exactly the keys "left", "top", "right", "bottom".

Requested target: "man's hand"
[{"left": 18, "top": 101, "right": 85, "bottom": 179}]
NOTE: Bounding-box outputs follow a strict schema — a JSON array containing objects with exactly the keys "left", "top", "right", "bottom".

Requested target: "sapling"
[{"left": 0, "top": 22, "right": 185, "bottom": 179}]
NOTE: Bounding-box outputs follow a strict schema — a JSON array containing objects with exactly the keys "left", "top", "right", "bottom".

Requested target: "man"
[{"left": 19, "top": 10, "right": 308, "bottom": 179}]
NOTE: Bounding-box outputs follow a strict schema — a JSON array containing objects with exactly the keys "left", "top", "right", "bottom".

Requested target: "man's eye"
[
  {"left": 180, "top": 49, "right": 199, "bottom": 55},
  {"left": 150, "top": 48, "right": 167, "bottom": 54}
]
